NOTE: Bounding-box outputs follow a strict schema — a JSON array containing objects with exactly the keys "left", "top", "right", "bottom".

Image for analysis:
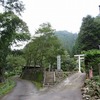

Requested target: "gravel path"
[{"left": 1, "top": 72, "right": 86, "bottom": 100}]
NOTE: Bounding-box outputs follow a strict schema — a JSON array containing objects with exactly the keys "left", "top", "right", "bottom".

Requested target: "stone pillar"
[{"left": 57, "top": 55, "right": 61, "bottom": 71}]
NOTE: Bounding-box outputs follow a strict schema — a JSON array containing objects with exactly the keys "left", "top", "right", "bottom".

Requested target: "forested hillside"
[{"left": 55, "top": 31, "right": 78, "bottom": 56}]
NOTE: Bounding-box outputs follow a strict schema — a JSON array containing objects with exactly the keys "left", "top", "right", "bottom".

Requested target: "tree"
[
  {"left": 0, "top": 0, "right": 24, "bottom": 15},
  {"left": 61, "top": 51, "right": 76, "bottom": 71},
  {"left": 84, "top": 50, "right": 100, "bottom": 76},
  {"left": 0, "top": 0, "right": 30, "bottom": 82},
  {"left": 6, "top": 54, "right": 26, "bottom": 76},
  {"left": 24, "top": 23, "right": 64, "bottom": 70},
  {"left": 74, "top": 15, "right": 100, "bottom": 54}
]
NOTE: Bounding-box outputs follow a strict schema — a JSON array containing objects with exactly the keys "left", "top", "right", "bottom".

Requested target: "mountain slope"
[{"left": 55, "top": 31, "right": 78, "bottom": 55}]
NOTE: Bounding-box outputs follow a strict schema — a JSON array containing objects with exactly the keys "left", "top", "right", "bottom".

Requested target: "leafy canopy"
[
  {"left": 24, "top": 23, "right": 64, "bottom": 70},
  {"left": 0, "top": 0, "right": 30, "bottom": 82},
  {"left": 84, "top": 50, "right": 100, "bottom": 75},
  {"left": 74, "top": 15, "right": 100, "bottom": 54}
]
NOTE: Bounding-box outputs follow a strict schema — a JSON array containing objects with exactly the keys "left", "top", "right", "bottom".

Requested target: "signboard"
[{"left": 57, "top": 55, "right": 61, "bottom": 71}]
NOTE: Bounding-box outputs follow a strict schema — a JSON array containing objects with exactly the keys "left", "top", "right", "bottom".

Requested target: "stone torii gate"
[{"left": 74, "top": 54, "right": 85, "bottom": 73}]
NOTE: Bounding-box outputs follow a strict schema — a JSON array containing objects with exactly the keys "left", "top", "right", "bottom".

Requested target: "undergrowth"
[{"left": 0, "top": 79, "right": 15, "bottom": 97}]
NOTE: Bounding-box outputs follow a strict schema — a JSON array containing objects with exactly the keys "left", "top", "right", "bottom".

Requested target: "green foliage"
[
  {"left": 92, "top": 76, "right": 100, "bottom": 82},
  {"left": 33, "top": 71, "right": 43, "bottom": 82},
  {"left": 61, "top": 51, "right": 76, "bottom": 71},
  {"left": 23, "top": 23, "right": 77, "bottom": 72},
  {"left": 33, "top": 81, "right": 43, "bottom": 89},
  {"left": 21, "top": 67, "right": 43, "bottom": 83},
  {"left": 74, "top": 15, "right": 100, "bottom": 54},
  {"left": 83, "top": 77, "right": 100, "bottom": 99},
  {"left": 0, "top": 11, "right": 30, "bottom": 43},
  {"left": 24, "top": 23, "right": 65, "bottom": 70},
  {"left": 0, "top": 0, "right": 25, "bottom": 15},
  {"left": 55, "top": 31, "right": 78, "bottom": 56},
  {"left": 74, "top": 15, "right": 100, "bottom": 75},
  {"left": 6, "top": 55, "right": 26, "bottom": 76},
  {"left": 0, "top": 79, "right": 15, "bottom": 97},
  {"left": 0, "top": 0, "right": 30, "bottom": 82},
  {"left": 84, "top": 50, "right": 100, "bottom": 75}
]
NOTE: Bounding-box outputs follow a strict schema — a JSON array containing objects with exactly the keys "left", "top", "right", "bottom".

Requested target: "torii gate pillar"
[{"left": 74, "top": 54, "right": 84, "bottom": 73}]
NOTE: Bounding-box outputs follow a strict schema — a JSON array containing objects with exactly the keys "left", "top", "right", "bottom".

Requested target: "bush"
[
  {"left": 33, "top": 81, "right": 43, "bottom": 89},
  {"left": 0, "top": 79, "right": 15, "bottom": 97},
  {"left": 92, "top": 76, "right": 100, "bottom": 82},
  {"left": 84, "top": 50, "right": 100, "bottom": 76},
  {"left": 82, "top": 78, "right": 100, "bottom": 100}
]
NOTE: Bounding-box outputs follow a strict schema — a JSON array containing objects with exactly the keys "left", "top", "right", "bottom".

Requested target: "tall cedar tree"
[{"left": 74, "top": 15, "right": 100, "bottom": 54}]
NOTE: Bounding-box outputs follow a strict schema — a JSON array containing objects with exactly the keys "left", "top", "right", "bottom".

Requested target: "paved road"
[
  {"left": 1, "top": 79, "right": 38, "bottom": 100},
  {"left": 1, "top": 72, "right": 86, "bottom": 100}
]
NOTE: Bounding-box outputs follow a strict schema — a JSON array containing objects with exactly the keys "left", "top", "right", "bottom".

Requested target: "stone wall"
[
  {"left": 43, "top": 71, "right": 70, "bottom": 86},
  {"left": 43, "top": 71, "right": 55, "bottom": 86},
  {"left": 21, "top": 66, "right": 43, "bottom": 82}
]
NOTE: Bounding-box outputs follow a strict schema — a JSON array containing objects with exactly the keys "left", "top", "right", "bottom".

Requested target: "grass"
[
  {"left": 0, "top": 79, "right": 15, "bottom": 97},
  {"left": 33, "top": 81, "right": 43, "bottom": 89}
]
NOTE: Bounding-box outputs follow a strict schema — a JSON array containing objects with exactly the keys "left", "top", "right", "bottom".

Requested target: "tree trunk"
[{"left": 0, "top": 68, "right": 4, "bottom": 83}]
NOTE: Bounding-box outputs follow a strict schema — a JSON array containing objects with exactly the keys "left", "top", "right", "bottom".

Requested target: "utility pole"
[
  {"left": 74, "top": 54, "right": 85, "bottom": 73},
  {"left": 99, "top": 5, "right": 100, "bottom": 16},
  {"left": 98, "top": 5, "right": 100, "bottom": 16}
]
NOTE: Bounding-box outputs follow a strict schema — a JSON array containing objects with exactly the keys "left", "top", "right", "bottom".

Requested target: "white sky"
[{"left": 22, "top": 0, "right": 100, "bottom": 36}]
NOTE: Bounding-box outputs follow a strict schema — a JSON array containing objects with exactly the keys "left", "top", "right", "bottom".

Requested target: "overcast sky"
[{"left": 22, "top": 0, "right": 100, "bottom": 35}]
